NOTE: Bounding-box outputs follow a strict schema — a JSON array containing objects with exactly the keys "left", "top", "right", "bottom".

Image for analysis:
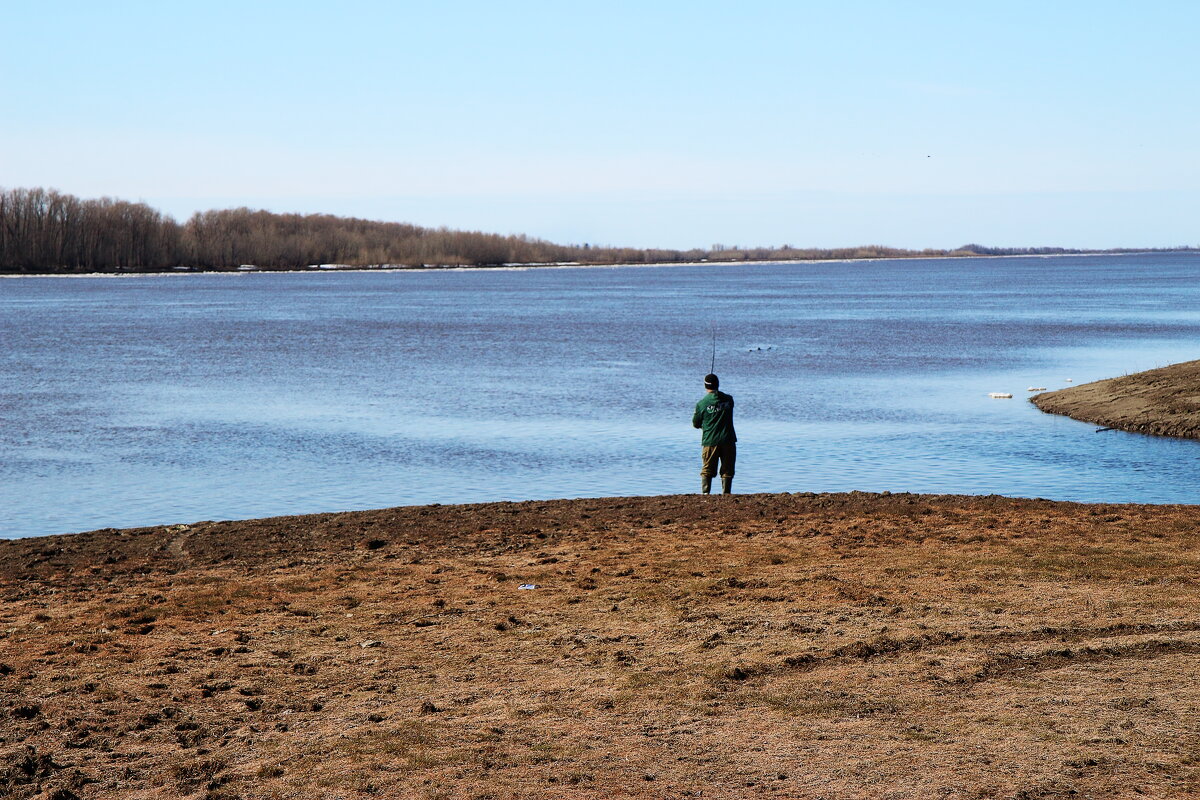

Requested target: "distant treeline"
[{"left": 0, "top": 187, "right": 1193, "bottom": 273}]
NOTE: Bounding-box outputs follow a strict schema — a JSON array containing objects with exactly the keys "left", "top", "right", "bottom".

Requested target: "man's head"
[{"left": 704, "top": 373, "right": 719, "bottom": 391}]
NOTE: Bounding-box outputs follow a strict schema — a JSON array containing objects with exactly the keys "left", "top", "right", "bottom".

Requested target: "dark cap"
[{"left": 704, "top": 373, "right": 719, "bottom": 389}]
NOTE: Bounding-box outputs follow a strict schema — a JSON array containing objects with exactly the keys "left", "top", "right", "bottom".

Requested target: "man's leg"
[
  {"left": 719, "top": 443, "right": 736, "bottom": 494},
  {"left": 701, "top": 446, "right": 718, "bottom": 494}
]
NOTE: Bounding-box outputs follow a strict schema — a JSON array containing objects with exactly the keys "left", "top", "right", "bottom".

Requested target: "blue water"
[{"left": 2, "top": 253, "right": 1200, "bottom": 538}]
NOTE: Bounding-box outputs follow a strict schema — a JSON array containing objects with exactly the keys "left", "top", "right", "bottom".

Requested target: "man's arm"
[{"left": 692, "top": 400, "right": 704, "bottom": 429}]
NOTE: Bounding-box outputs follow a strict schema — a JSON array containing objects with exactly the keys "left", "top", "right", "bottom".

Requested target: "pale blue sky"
[{"left": 2, "top": 1, "right": 1196, "bottom": 249}]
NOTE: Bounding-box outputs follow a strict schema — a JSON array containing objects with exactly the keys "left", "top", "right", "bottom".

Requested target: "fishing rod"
[{"left": 709, "top": 324, "right": 716, "bottom": 374}]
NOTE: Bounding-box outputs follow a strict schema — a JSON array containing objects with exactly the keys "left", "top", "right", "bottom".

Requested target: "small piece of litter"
[
  {"left": 517, "top": 584, "right": 538, "bottom": 590},
  {"left": 360, "top": 640, "right": 383, "bottom": 648}
]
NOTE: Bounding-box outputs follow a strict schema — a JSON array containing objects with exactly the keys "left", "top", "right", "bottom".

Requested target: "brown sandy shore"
[
  {"left": 1032, "top": 360, "right": 1200, "bottom": 439},
  {"left": 3, "top": 493, "right": 1200, "bottom": 799}
]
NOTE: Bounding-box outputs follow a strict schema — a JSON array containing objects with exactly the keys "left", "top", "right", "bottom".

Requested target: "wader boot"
[
  {"left": 701, "top": 476, "right": 712, "bottom": 494},
  {"left": 721, "top": 476, "right": 733, "bottom": 495}
]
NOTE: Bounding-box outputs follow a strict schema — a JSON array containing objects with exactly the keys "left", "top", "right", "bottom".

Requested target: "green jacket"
[{"left": 693, "top": 390, "right": 736, "bottom": 447}]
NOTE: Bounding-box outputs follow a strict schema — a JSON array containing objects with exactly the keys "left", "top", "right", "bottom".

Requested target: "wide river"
[{"left": 3, "top": 253, "right": 1200, "bottom": 538}]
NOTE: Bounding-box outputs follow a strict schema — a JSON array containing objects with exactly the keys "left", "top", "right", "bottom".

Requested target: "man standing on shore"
[{"left": 693, "top": 373, "right": 736, "bottom": 494}]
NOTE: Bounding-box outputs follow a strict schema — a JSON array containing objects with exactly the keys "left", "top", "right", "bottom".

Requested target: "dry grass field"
[{"left": 2, "top": 493, "right": 1199, "bottom": 799}]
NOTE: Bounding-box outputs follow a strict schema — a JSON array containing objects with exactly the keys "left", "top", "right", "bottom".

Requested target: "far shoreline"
[{"left": 1, "top": 248, "right": 1192, "bottom": 279}]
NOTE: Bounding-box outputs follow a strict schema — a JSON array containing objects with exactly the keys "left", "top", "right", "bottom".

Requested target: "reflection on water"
[{"left": 2, "top": 253, "right": 1200, "bottom": 538}]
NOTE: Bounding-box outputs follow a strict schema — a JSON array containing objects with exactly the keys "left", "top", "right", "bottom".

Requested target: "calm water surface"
[{"left": 3, "top": 253, "right": 1200, "bottom": 538}]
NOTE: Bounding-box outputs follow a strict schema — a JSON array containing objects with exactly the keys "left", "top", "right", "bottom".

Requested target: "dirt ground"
[
  {"left": 2, "top": 492, "right": 1200, "bottom": 799},
  {"left": 1033, "top": 359, "right": 1200, "bottom": 438}
]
